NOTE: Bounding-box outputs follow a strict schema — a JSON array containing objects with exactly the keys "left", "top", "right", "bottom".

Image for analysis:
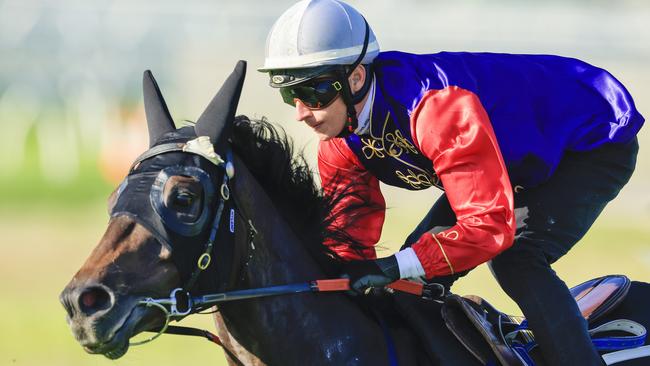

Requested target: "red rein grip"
[
  {"left": 313, "top": 279, "right": 351, "bottom": 292},
  {"left": 386, "top": 280, "right": 424, "bottom": 296},
  {"left": 313, "top": 279, "right": 424, "bottom": 296}
]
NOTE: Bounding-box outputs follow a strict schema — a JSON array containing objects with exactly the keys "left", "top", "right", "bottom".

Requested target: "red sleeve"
[
  {"left": 409, "top": 86, "right": 516, "bottom": 278},
  {"left": 318, "top": 138, "right": 386, "bottom": 261}
]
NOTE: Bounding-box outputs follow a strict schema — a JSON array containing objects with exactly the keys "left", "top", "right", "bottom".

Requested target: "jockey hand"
[{"left": 341, "top": 256, "right": 400, "bottom": 295}]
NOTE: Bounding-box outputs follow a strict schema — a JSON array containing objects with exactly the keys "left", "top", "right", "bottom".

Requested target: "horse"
[{"left": 60, "top": 61, "right": 650, "bottom": 365}]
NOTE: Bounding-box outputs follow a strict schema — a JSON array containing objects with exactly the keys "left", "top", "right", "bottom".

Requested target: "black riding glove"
[{"left": 341, "top": 255, "right": 400, "bottom": 295}]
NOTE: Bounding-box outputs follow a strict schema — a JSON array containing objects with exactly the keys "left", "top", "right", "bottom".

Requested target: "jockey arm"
[
  {"left": 409, "top": 86, "right": 516, "bottom": 278},
  {"left": 319, "top": 86, "right": 516, "bottom": 282},
  {"left": 318, "top": 139, "right": 386, "bottom": 261}
]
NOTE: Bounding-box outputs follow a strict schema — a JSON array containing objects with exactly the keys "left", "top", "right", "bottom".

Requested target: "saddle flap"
[
  {"left": 570, "top": 275, "right": 631, "bottom": 323},
  {"left": 441, "top": 296, "right": 495, "bottom": 364},
  {"left": 442, "top": 294, "right": 526, "bottom": 366}
]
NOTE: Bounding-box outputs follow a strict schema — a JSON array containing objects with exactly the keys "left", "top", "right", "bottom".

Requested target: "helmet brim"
[{"left": 263, "top": 65, "right": 342, "bottom": 88}]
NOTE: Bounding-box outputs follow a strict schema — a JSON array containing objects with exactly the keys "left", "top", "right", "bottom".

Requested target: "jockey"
[{"left": 259, "top": 1, "right": 644, "bottom": 365}]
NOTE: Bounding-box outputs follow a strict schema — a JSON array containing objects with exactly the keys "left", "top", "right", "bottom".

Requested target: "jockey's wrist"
[
  {"left": 374, "top": 255, "right": 400, "bottom": 281},
  {"left": 394, "top": 247, "right": 426, "bottom": 279}
]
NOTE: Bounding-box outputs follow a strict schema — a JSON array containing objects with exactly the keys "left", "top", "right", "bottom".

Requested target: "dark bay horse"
[{"left": 60, "top": 61, "right": 650, "bottom": 365}]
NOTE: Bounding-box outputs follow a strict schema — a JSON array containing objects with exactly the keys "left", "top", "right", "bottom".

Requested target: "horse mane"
[{"left": 230, "top": 116, "right": 378, "bottom": 276}]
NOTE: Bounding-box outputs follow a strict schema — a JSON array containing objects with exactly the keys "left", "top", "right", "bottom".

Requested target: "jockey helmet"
[{"left": 258, "top": 0, "right": 379, "bottom": 76}]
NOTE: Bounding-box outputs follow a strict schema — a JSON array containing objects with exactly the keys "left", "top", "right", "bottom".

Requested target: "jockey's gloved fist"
[
  {"left": 340, "top": 248, "right": 426, "bottom": 295},
  {"left": 341, "top": 256, "right": 400, "bottom": 295}
]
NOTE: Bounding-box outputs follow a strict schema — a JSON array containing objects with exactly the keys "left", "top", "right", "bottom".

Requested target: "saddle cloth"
[{"left": 441, "top": 275, "right": 633, "bottom": 366}]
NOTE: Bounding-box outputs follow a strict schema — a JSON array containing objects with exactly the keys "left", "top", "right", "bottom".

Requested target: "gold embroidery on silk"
[
  {"left": 361, "top": 138, "right": 386, "bottom": 159},
  {"left": 362, "top": 109, "right": 443, "bottom": 190},
  {"left": 395, "top": 169, "right": 435, "bottom": 190},
  {"left": 385, "top": 130, "right": 418, "bottom": 157},
  {"left": 441, "top": 230, "right": 460, "bottom": 240},
  {"left": 432, "top": 234, "right": 455, "bottom": 275}
]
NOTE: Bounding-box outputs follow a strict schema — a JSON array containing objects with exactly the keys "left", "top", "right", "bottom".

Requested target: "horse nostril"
[{"left": 79, "top": 287, "right": 112, "bottom": 316}]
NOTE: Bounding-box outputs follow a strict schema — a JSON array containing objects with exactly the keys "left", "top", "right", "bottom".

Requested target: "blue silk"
[{"left": 345, "top": 51, "right": 644, "bottom": 188}]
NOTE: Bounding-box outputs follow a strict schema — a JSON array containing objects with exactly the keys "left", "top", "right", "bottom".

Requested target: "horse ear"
[
  {"left": 195, "top": 60, "right": 246, "bottom": 151},
  {"left": 143, "top": 70, "right": 176, "bottom": 147}
]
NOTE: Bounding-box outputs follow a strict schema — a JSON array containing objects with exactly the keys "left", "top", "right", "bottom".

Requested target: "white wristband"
[{"left": 394, "top": 247, "right": 426, "bottom": 279}]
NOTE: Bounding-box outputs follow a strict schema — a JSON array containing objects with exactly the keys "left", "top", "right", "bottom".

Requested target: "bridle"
[{"left": 115, "top": 135, "right": 247, "bottom": 346}]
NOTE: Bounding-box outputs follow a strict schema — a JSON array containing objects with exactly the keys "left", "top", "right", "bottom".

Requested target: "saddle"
[{"left": 441, "top": 274, "right": 635, "bottom": 366}]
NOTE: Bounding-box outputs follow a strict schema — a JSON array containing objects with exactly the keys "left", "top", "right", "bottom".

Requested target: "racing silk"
[{"left": 319, "top": 51, "right": 644, "bottom": 278}]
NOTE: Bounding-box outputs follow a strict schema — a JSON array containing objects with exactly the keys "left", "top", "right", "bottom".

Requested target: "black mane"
[{"left": 230, "top": 116, "right": 376, "bottom": 276}]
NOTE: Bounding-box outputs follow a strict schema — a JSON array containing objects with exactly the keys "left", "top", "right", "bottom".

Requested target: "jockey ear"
[
  {"left": 348, "top": 64, "right": 366, "bottom": 93},
  {"left": 195, "top": 60, "right": 246, "bottom": 154},
  {"left": 143, "top": 70, "right": 176, "bottom": 147}
]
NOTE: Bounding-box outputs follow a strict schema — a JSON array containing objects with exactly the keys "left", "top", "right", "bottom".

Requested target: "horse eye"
[{"left": 173, "top": 191, "right": 195, "bottom": 207}]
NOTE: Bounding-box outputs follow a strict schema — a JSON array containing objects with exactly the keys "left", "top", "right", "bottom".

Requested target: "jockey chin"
[{"left": 260, "top": 1, "right": 644, "bottom": 365}]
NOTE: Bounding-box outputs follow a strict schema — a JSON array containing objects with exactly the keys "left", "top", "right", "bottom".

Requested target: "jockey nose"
[
  {"left": 60, "top": 282, "right": 114, "bottom": 320},
  {"left": 294, "top": 99, "right": 314, "bottom": 122}
]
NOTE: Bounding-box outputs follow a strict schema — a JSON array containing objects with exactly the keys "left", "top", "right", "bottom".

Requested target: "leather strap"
[
  {"left": 130, "top": 142, "right": 186, "bottom": 171},
  {"left": 159, "top": 325, "right": 245, "bottom": 366},
  {"left": 590, "top": 319, "right": 647, "bottom": 351}
]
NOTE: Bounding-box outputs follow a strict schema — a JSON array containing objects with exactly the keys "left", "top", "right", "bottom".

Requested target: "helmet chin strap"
[{"left": 336, "top": 19, "right": 371, "bottom": 138}]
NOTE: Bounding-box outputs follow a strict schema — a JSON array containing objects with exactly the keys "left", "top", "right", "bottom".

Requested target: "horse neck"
[
  {"left": 229, "top": 154, "right": 324, "bottom": 287},
  {"left": 216, "top": 155, "right": 388, "bottom": 365}
]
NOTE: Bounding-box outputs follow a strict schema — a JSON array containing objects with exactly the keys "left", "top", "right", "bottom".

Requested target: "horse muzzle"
[{"left": 59, "top": 281, "right": 150, "bottom": 359}]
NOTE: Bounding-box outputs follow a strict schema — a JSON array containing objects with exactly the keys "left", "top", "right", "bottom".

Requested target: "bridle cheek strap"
[{"left": 183, "top": 179, "right": 232, "bottom": 292}]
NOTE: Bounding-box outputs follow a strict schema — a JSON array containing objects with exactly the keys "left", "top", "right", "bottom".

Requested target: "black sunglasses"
[{"left": 279, "top": 78, "right": 343, "bottom": 109}]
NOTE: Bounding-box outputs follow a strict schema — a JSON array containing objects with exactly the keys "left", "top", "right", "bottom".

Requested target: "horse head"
[
  {"left": 60, "top": 62, "right": 246, "bottom": 359},
  {"left": 59, "top": 59, "right": 397, "bottom": 365}
]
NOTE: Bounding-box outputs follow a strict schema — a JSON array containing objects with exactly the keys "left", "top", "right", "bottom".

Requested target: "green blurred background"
[{"left": 1, "top": 0, "right": 648, "bottom": 365}]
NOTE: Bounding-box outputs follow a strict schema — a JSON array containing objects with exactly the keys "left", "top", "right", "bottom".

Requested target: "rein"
[
  {"left": 137, "top": 278, "right": 438, "bottom": 359},
  {"left": 136, "top": 278, "right": 439, "bottom": 347}
]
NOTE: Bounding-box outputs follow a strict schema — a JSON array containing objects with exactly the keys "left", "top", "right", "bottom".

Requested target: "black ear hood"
[
  {"left": 109, "top": 63, "right": 248, "bottom": 291},
  {"left": 143, "top": 70, "right": 176, "bottom": 147},
  {"left": 195, "top": 61, "right": 246, "bottom": 155}
]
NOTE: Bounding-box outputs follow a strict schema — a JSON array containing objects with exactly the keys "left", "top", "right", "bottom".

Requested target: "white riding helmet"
[{"left": 258, "top": 0, "right": 380, "bottom": 73}]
